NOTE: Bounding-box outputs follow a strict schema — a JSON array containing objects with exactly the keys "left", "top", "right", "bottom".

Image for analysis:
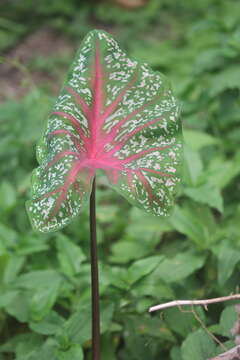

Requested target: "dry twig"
[
  {"left": 208, "top": 345, "right": 240, "bottom": 360},
  {"left": 149, "top": 294, "right": 240, "bottom": 313}
]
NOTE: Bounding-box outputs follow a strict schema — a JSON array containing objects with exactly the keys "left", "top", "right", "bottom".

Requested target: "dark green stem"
[{"left": 90, "top": 177, "right": 101, "bottom": 360}]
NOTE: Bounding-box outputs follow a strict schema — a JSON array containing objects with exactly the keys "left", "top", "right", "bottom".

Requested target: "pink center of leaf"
[{"left": 39, "top": 40, "right": 172, "bottom": 220}]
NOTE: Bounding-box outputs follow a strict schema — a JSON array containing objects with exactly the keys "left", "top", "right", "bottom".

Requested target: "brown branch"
[
  {"left": 208, "top": 345, "right": 240, "bottom": 360},
  {"left": 149, "top": 294, "right": 240, "bottom": 313}
]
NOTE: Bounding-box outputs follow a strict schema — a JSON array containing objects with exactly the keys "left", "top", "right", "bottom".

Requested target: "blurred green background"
[{"left": 0, "top": 0, "right": 240, "bottom": 359}]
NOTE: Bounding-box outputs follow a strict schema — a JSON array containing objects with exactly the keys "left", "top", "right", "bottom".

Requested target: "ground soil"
[{"left": 0, "top": 27, "right": 75, "bottom": 102}]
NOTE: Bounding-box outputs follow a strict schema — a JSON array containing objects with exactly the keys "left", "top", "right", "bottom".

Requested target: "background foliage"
[{"left": 0, "top": 0, "right": 240, "bottom": 359}]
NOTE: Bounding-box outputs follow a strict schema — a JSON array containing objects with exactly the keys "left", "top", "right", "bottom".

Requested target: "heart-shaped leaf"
[{"left": 26, "top": 30, "right": 182, "bottom": 232}]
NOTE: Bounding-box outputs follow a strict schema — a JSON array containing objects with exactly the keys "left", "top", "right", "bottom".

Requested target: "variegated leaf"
[{"left": 26, "top": 30, "right": 182, "bottom": 232}]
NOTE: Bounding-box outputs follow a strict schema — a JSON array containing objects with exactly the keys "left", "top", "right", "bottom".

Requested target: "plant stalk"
[{"left": 90, "top": 177, "right": 101, "bottom": 360}]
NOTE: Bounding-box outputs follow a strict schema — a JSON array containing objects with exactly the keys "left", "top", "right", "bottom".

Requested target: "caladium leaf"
[{"left": 26, "top": 30, "right": 182, "bottom": 233}]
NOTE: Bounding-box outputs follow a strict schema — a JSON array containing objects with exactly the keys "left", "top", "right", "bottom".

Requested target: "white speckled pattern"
[{"left": 26, "top": 30, "right": 182, "bottom": 232}]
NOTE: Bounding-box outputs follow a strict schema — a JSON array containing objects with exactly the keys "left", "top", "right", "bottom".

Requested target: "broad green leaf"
[
  {"left": 181, "top": 329, "right": 217, "bottom": 360},
  {"left": 110, "top": 207, "right": 173, "bottom": 263},
  {"left": 194, "top": 48, "right": 224, "bottom": 74},
  {"left": 165, "top": 307, "right": 205, "bottom": 337},
  {"left": 0, "top": 181, "right": 17, "bottom": 211},
  {"left": 5, "top": 291, "right": 30, "bottom": 322},
  {"left": 0, "top": 291, "right": 19, "bottom": 308},
  {"left": 127, "top": 314, "right": 175, "bottom": 341},
  {"left": 123, "top": 314, "right": 174, "bottom": 360},
  {"left": 128, "top": 256, "right": 164, "bottom": 285},
  {"left": 30, "top": 282, "right": 60, "bottom": 320},
  {"left": 0, "top": 223, "right": 18, "bottom": 248},
  {"left": 57, "top": 345, "right": 83, "bottom": 360},
  {"left": 101, "top": 334, "right": 117, "bottom": 360},
  {"left": 16, "top": 234, "right": 49, "bottom": 256},
  {"left": 201, "top": 156, "right": 240, "bottom": 190},
  {"left": 152, "top": 251, "right": 205, "bottom": 283},
  {"left": 0, "top": 333, "right": 43, "bottom": 357},
  {"left": 97, "top": 204, "right": 118, "bottom": 223},
  {"left": 0, "top": 254, "right": 9, "bottom": 282},
  {"left": 220, "top": 306, "right": 238, "bottom": 338},
  {"left": 110, "top": 240, "right": 150, "bottom": 263},
  {"left": 58, "top": 301, "right": 114, "bottom": 345},
  {"left": 135, "top": 298, "right": 157, "bottom": 313},
  {"left": 11, "top": 270, "right": 62, "bottom": 320},
  {"left": 127, "top": 207, "right": 173, "bottom": 240},
  {"left": 171, "top": 346, "right": 183, "bottom": 360},
  {"left": 30, "top": 311, "right": 65, "bottom": 335},
  {"left": 217, "top": 243, "right": 240, "bottom": 286},
  {"left": 170, "top": 202, "right": 216, "bottom": 247},
  {"left": 210, "top": 65, "right": 240, "bottom": 96},
  {"left": 3, "top": 256, "right": 25, "bottom": 284},
  {"left": 183, "top": 129, "right": 219, "bottom": 150},
  {"left": 21, "top": 338, "right": 59, "bottom": 360},
  {"left": 26, "top": 29, "right": 182, "bottom": 232},
  {"left": 131, "top": 276, "right": 174, "bottom": 300},
  {"left": 183, "top": 145, "right": 203, "bottom": 186},
  {"left": 184, "top": 184, "right": 223, "bottom": 212},
  {"left": 103, "top": 265, "right": 129, "bottom": 290},
  {"left": 56, "top": 234, "right": 86, "bottom": 276},
  {"left": 14, "top": 270, "right": 62, "bottom": 289}
]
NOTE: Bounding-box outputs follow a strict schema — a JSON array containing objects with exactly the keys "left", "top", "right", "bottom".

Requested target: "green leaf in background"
[
  {"left": 183, "top": 129, "right": 219, "bottom": 151},
  {"left": 101, "top": 334, "right": 117, "bottom": 360},
  {"left": 8, "top": 270, "right": 62, "bottom": 321},
  {"left": 0, "top": 333, "right": 44, "bottom": 359},
  {"left": 0, "top": 224, "right": 18, "bottom": 249},
  {"left": 102, "top": 265, "right": 128, "bottom": 290},
  {"left": 0, "top": 181, "right": 17, "bottom": 211},
  {"left": 184, "top": 184, "right": 223, "bottom": 213},
  {"left": 22, "top": 338, "right": 59, "bottom": 360},
  {"left": 220, "top": 306, "right": 237, "bottom": 338},
  {"left": 181, "top": 329, "right": 217, "bottom": 360},
  {"left": 170, "top": 202, "right": 216, "bottom": 248},
  {"left": 59, "top": 304, "right": 90, "bottom": 347},
  {"left": 58, "top": 301, "right": 114, "bottom": 346},
  {"left": 127, "top": 256, "right": 164, "bottom": 285},
  {"left": 165, "top": 307, "right": 205, "bottom": 338},
  {"left": 3, "top": 255, "right": 25, "bottom": 284},
  {"left": 127, "top": 207, "right": 173, "bottom": 240},
  {"left": 217, "top": 242, "right": 240, "bottom": 286},
  {"left": 0, "top": 291, "right": 19, "bottom": 308},
  {"left": 110, "top": 207, "right": 173, "bottom": 263},
  {"left": 30, "top": 282, "right": 60, "bottom": 320},
  {"left": 183, "top": 145, "right": 203, "bottom": 186},
  {"left": 97, "top": 204, "right": 118, "bottom": 223},
  {"left": 123, "top": 314, "right": 175, "bottom": 360},
  {"left": 210, "top": 65, "right": 240, "bottom": 96},
  {"left": 131, "top": 275, "right": 174, "bottom": 303},
  {"left": 4, "top": 291, "right": 30, "bottom": 322},
  {"left": 0, "top": 255, "right": 8, "bottom": 277},
  {"left": 14, "top": 270, "right": 62, "bottom": 289},
  {"left": 15, "top": 237, "right": 49, "bottom": 256},
  {"left": 152, "top": 251, "right": 205, "bottom": 283},
  {"left": 171, "top": 346, "right": 183, "bottom": 360},
  {"left": 56, "top": 234, "right": 86, "bottom": 276},
  {"left": 201, "top": 156, "right": 240, "bottom": 190},
  {"left": 30, "top": 311, "right": 65, "bottom": 335},
  {"left": 57, "top": 344, "right": 83, "bottom": 360},
  {"left": 128, "top": 314, "right": 175, "bottom": 342},
  {"left": 110, "top": 240, "right": 150, "bottom": 263}
]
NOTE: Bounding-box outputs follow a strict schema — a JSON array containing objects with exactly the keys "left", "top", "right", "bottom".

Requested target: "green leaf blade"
[{"left": 26, "top": 30, "right": 182, "bottom": 232}]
